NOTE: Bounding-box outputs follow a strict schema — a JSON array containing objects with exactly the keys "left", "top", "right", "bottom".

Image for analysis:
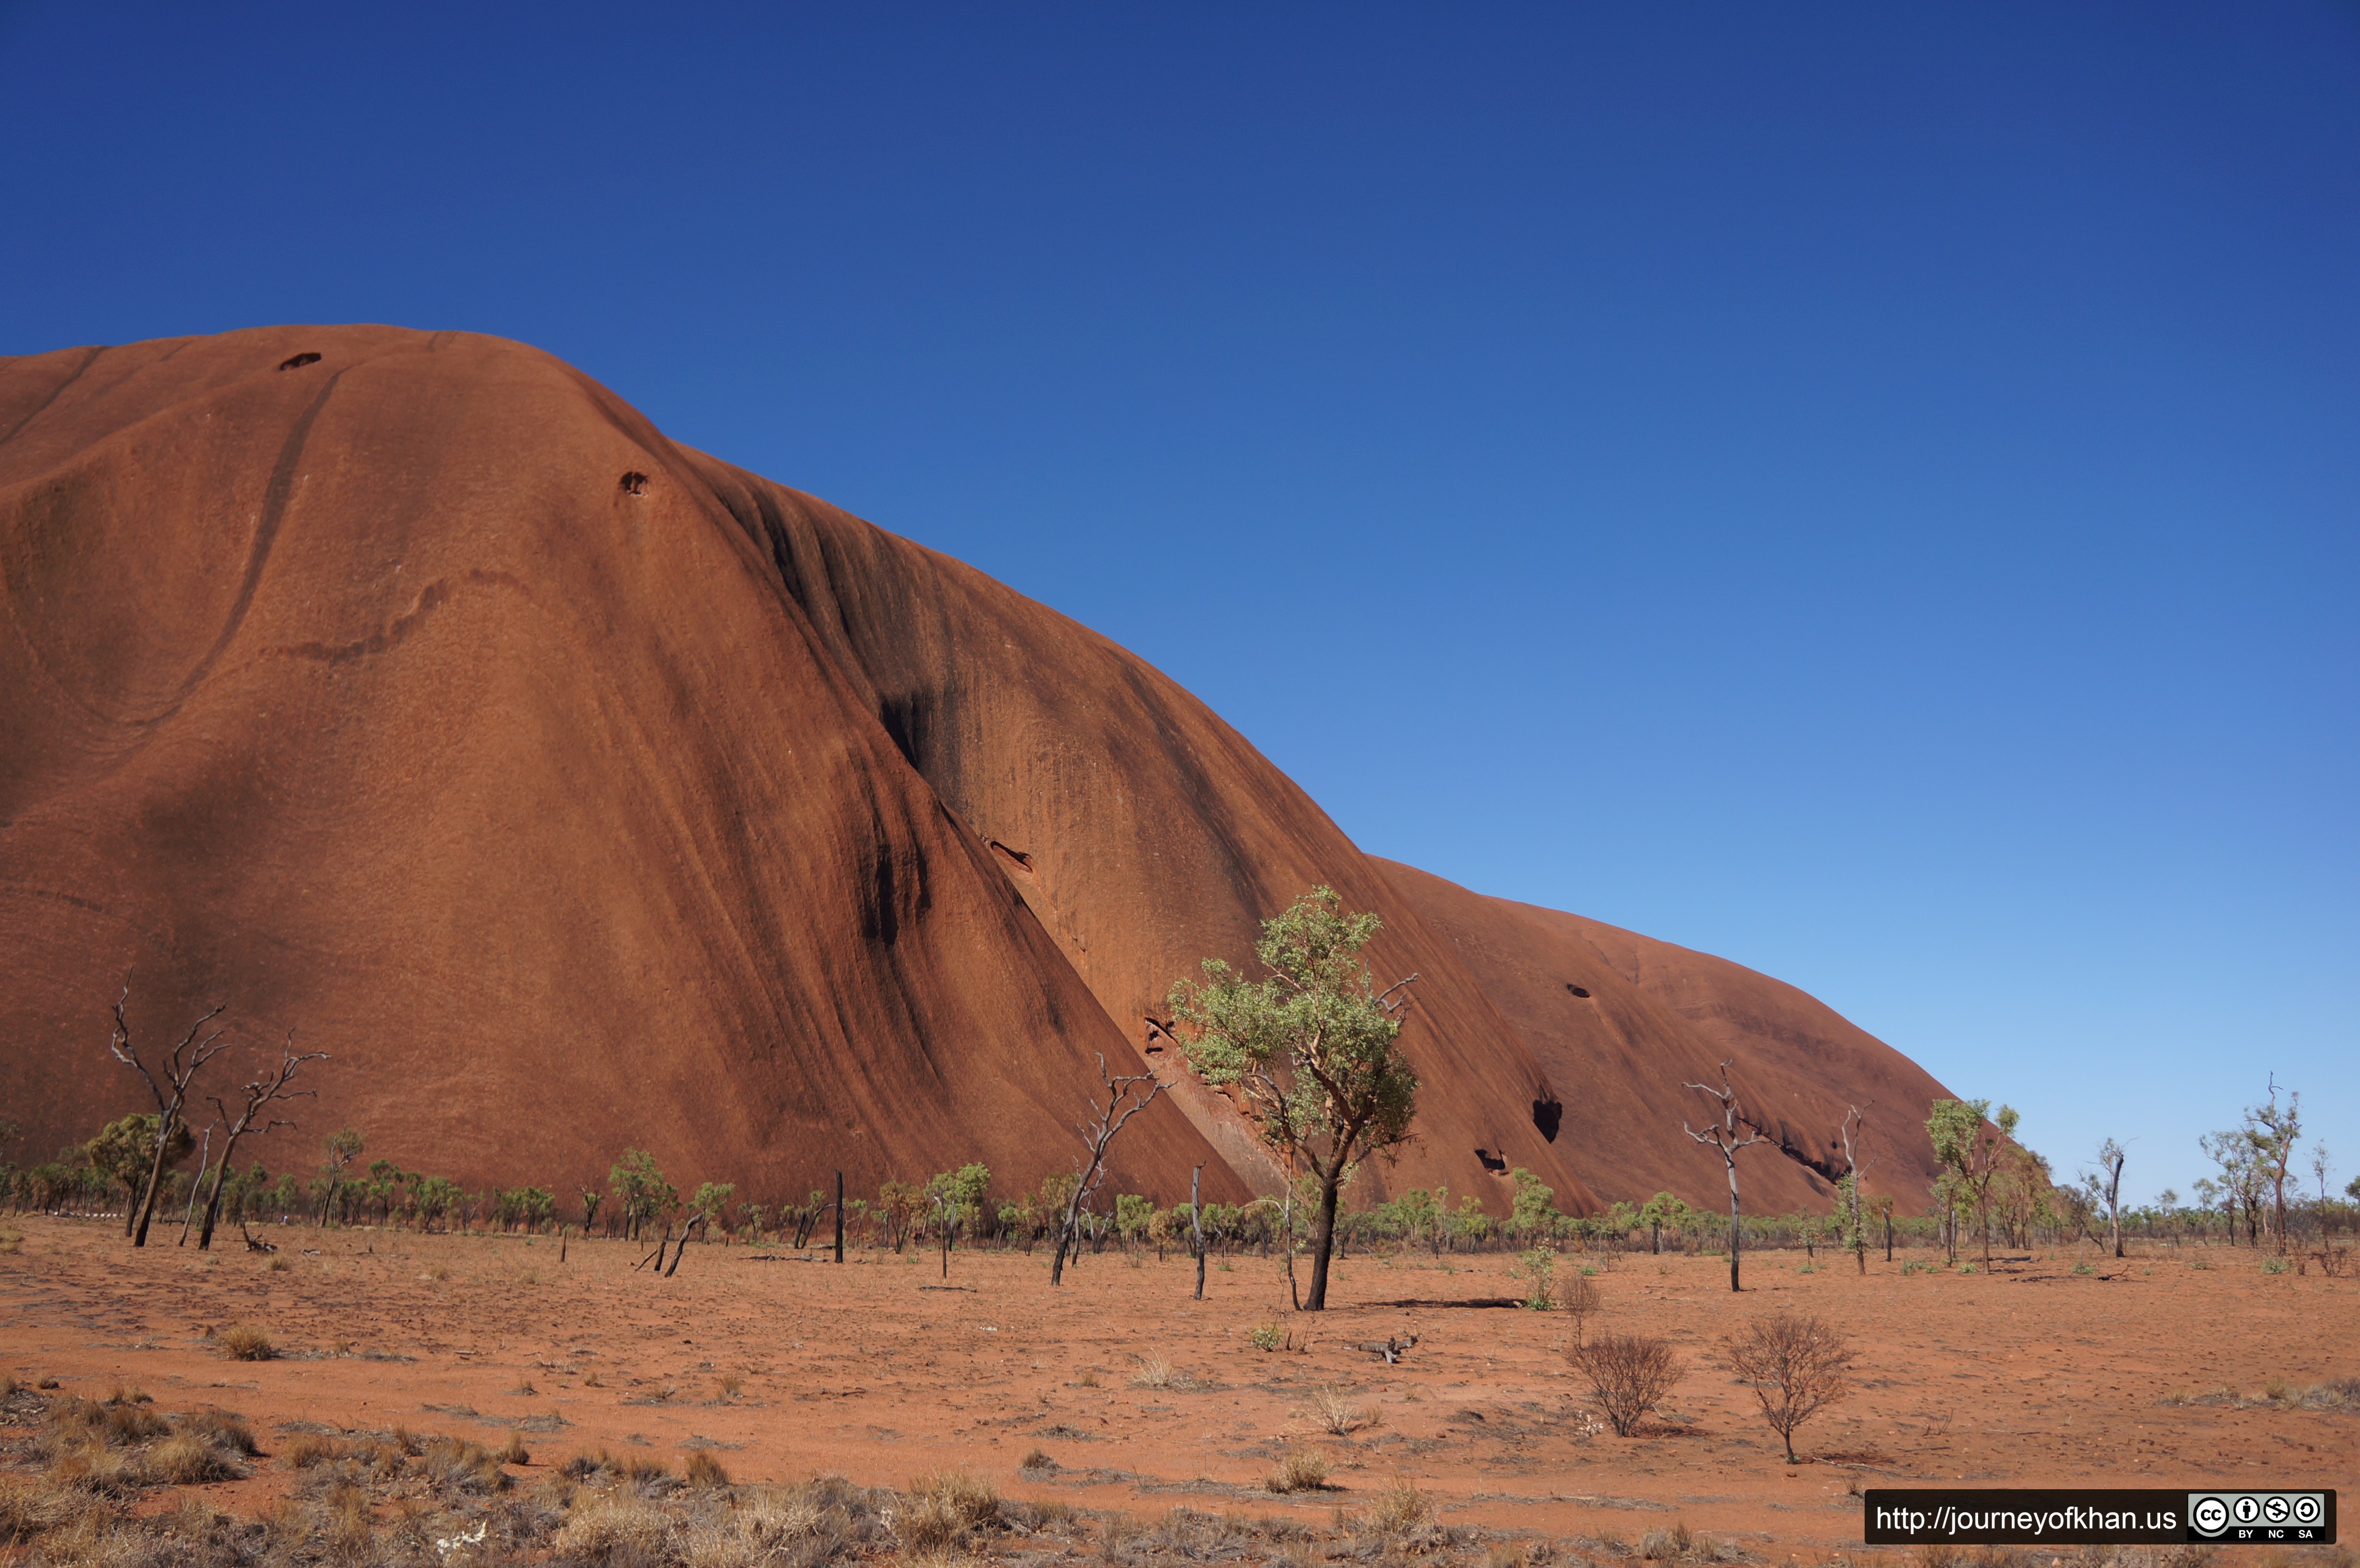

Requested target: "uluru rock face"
[
  {"left": 0, "top": 326, "right": 1956, "bottom": 1216},
  {"left": 1372, "top": 860, "right": 1956, "bottom": 1212}
]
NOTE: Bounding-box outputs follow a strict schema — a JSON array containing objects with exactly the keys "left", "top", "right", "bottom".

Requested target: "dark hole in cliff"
[
  {"left": 1474, "top": 1148, "right": 1507, "bottom": 1174},
  {"left": 278, "top": 352, "right": 321, "bottom": 371},
  {"left": 1531, "top": 1099, "right": 1562, "bottom": 1142},
  {"left": 876, "top": 695, "right": 925, "bottom": 770},
  {"left": 1564, "top": 983, "right": 1591, "bottom": 999},
  {"left": 619, "top": 471, "right": 649, "bottom": 495},
  {"left": 1143, "top": 1017, "right": 1174, "bottom": 1054}
]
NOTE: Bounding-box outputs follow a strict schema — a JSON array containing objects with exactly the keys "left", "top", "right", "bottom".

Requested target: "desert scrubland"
[{"left": 3, "top": 1216, "right": 2354, "bottom": 1565}]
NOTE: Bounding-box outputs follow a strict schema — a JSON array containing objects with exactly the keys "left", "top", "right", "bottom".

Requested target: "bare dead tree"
[
  {"left": 1191, "top": 1163, "right": 1206, "bottom": 1301},
  {"left": 108, "top": 980, "right": 231, "bottom": 1247},
  {"left": 1051, "top": 1053, "right": 1166, "bottom": 1286},
  {"left": 1683, "top": 1059, "right": 1769, "bottom": 1293},
  {"left": 176, "top": 1122, "right": 215, "bottom": 1246},
  {"left": 1839, "top": 1104, "right": 1873, "bottom": 1275},
  {"left": 196, "top": 1030, "right": 327, "bottom": 1250},
  {"left": 2088, "top": 1138, "right": 2128, "bottom": 1259}
]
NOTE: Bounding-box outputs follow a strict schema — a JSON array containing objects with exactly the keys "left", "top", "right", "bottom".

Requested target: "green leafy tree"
[
  {"left": 318, "top": 1128, "right": 365, "bottom": 1225},
  {"left": 2242, "top": 1079, "right": 2302, "bottom": 1254},
  {"left": 1509, "top": 1168, "right": 1560, "bottom": 1243},
  {"left": 689, "top": 1181, "right": 737, "bottom": 1239},
  {"left": 608, "top": 1149, "right": 676, "bottom": 1241},
  {"left": 877, "top": 1179, "right": 923, "bottom": 1252},
  {"left": 1638, "top": 1191, "right": 1685, "bottom": 1255},
  {"left": 927, "top": 1163, "right": 991, "bottom": 1277},
  {"left": 84, "top": 1114, "right": 191, "bottom": 1217},
  {"left": 412, "top": 1174, "right": 463, "bottom": 1231},
  {"left": 1168, "top": 886, "right": 1420, "bottom": 1311},
  {"left": 1115, "top": 1193, "right": 1155, "bottom": 1245},
  {"left": 1926, "top": 1098, "right": 2016, "bottom": 1265}
]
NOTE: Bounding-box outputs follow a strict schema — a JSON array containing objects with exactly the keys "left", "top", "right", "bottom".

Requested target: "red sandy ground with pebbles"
[{"left": 3, "top": 1217, "right": 2355, "bottom": 1555}]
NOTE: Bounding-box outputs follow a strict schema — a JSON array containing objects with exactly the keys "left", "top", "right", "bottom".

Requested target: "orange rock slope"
[{"left": 0, "top": 327, "right": 1953, "bottom": 1215}]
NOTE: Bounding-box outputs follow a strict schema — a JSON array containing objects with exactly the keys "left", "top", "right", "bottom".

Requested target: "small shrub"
[
  {"left": 2191, "top": 1256, "right": 2211, "bottom": 1270},
  {"left": 2262, "top": 1256, "right": 2290, "bottom": 1275},
  {"left": 717, "top": 1372, "right": 744, "bottom": 1400},
  {"left": 2262, "top": 1375, "right": 2295, "bottom": 1404},
  {"left": 562, "top": 1448, "right": 616, "bottom": 1480},
  {"left": 2072, "top": 1262, "right": 2096, "bottom": 1276},
  {"left": 496, "top": 1431, "right": 530, "bottom": 1466},
  {"left": 1568, "top": 1333, "right": 1683, "bottom": 1437},
  {"left": 622, "top": 1452, "right": 671, "bottom": 1484},
  {"left": 217, "top": 1324, "right": 274, "bottom": 1362},
  {"left": 512, "top": 1379, "right": 538, "bottom": 1396},
  {"left": 1020, "top": 1447, "right": 1056, "bottom": 1471},
  {"left": 1722, "top": 1312, "right": 1855, "bottom": 1463},
  {"left": 1131, "top": 1356, "right": 1174, "bottom": 1389},
  {"left": 685, "top": 1449, "right": 730, "bottom": 1487},
  {"left": 426, "top": 1263, "right": 450, "bottom": 1281},
  {"left": 1956, "top": 1262, "right": 1977, "bottom": 1275},
  {"left": 1266, "top": 1448, "right": 1328, "bottom": 1494},
  {"left": 266, "top": 1255, "right": 290, "bottom": 1273},
  {"left": 102, "top": 1384, "right": 152, "bottom": 1408},
  {"left": 1248, "top": 1320, "right": 1285, "bottom": 1352},
  {"left": 582, "top": 1371, "right": 604, "bottom": 1387},
  {"left": 1515, "top": 1248, "right": 1556, "bottom": 1310},
  {"left": 2161, "top": 1388, "right": 2193, "bottom": 1408},
  {"left": 1076, "top": 1370, "right": 1101, "bottom": 1388},
  {"left": 1562, "top": 1273, "right": 1601, "bottom": 1342}
]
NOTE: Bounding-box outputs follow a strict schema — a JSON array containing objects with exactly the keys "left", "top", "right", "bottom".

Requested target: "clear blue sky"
[{"left": 4, "top": 3, "right": 2352, "bottom": 1205}]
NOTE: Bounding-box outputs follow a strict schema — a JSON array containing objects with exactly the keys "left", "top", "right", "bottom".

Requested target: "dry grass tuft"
[
  {"left": 496, "top": 1430, "right": 531, "bottom": 1467},
  {"left": 147, "top": 1431, "right": 248, "bottom": 1484},
  {"left": 1130, "top": 1355, "right": 1175, "bottom": 1389},
  {"left": 1365, "top": 1479, "right": 1432, "bottom": 1538},
  {"left": 685, "top": 1448, "right": 731, "bottom": 1488},
  {"left": 0, "top": 1476, "right": 89, "bottom": 1545},
  {"left": 554, "top": 1487, "right": 674, "bottom": 1564},
  {"left": 899, "top": 1468, "right": 998, "bottom": 1550},
  {"left": 421, "top": 1434, "right": 510, "bottom": 1494},
  {"left": 1266, "top": 1447, "right": 1329, "bottom": 1494},
  {"left": 623, "top": 1451, "right": 672, "bottom": 1484},
  {"left": 283, "top": 1433, "right": 342, "bottom": 1469},
  {"left": 1637, "top": 1522, "right": 1694, "bottom": 1560},
  {"left": 716, "top": 1372, "right": 745, "bottom": 1401},
  {"left": 216, "top": 1323, "right": 274, "bottom": 1361},
  {"left": 183, "top": 1407, "right": 259, "bottom": 1456},
  {"left": 1309, "top": 1383, "right": 1372, "bottom": 1435}
]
